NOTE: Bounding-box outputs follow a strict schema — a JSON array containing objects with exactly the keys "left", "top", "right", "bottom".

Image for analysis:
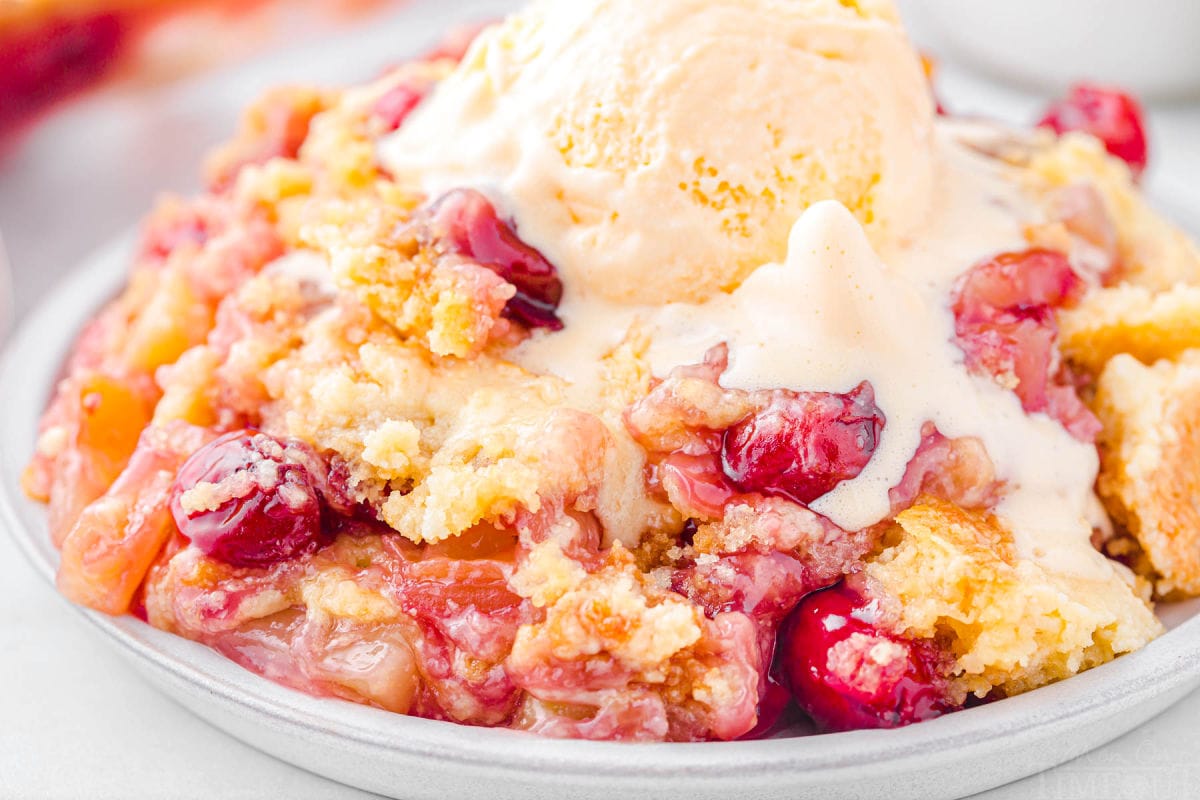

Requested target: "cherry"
[
  {"left": 391, "top": 556, "right": 527, "bottom": 663},
  {"left": 721, "top": 382, "right": 884, "bottom": 505},
  {"left": 953, "top": 249, "right": 1099, "bottom": 442},
  {"left": 777, "top": 583, "right": 955, "bottom": 732},
  {"left": 1038, "top": 83, "right": 1149, "bottom": 176},
  {"left": 737, "top": 676, "right": 796, "bottom": 740},
  {"left": 427, "top": 189, "right": 564, "bottom": 330},
  {"left": 954, "top": 249, "right": 1083, "bottom": 318},
  {"left": 169, "top": 431, "right": 326, "bottom": 569},
  {"left": 372, "top": 78, "right": 433, "bottom": 132},
  {"left": 672, "top": 551, "right": 815, "bottom": 623},
  {"left": 658, "top": 450, "right": 737, "bottom": 519},
  {"left": 398, "top": 558, "right": 524, "bottom": 620}
]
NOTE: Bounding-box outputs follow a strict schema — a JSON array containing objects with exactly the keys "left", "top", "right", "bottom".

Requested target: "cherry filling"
[
  {"left": 169, "top": 430, "right": 328, "bottom": 569},
  {"left": 776, "top": 582, "right": 955, "bottom": 732},
  {"left": 628, "top": 348, "right": 887, "bottom": 519},
  {"left": 1038, "top": 83, "right": 1149, "bottom": 177},
  {"left": 427, "top": 189, "right": 564, "bottom": 330},
  {"left": 737, "top": 675, "right": 796, "bottom": 740},
  {"left": 372, "top": 78, "right": 434, "bottom": 132},
  {"left": 659, "top": 449, "right": 737, "bottom": 519},
  {"left": 396, "top": 558, "right": 525, "bottom": 625},
  {"left": 721, "top": 382, "right": 885, "bottom": 505},
  {"left": 370, "top": 23, "right": 489, "bottom": 132},
  {"left": 952, "top": 249, "right": 1100, "bottom": 442},
  {"left": 672, "top": 550, "right": 817, "bottom": 622}
]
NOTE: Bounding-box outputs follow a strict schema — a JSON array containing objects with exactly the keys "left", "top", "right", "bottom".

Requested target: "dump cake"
[{"left": 24, "top": 0, "right": 1200, "bottom": 740}]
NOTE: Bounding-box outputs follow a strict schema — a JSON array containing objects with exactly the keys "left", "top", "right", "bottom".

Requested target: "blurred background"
[
  {"left": 900, "top": 0, "right": 1200, "bottom": 99},
  {"left": 1, "top": 2, "right": 1199, "bottom": 798}
]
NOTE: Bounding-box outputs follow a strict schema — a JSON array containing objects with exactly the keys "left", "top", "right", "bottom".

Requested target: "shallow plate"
[{"left": 8, "top": 11, "right": 1200, "bottom": 788}]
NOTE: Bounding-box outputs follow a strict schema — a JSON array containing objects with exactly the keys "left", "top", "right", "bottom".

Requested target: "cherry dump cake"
[{"left": 24, "top": 0, "right": 1200, "bottom": 740}]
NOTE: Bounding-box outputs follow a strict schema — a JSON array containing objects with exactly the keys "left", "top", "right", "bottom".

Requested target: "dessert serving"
[{"left": 23, "top": 0, "right": 1200, "bottom": 741}]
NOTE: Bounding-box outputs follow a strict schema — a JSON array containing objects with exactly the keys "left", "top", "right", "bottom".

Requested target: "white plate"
[
  {"left": 4, "top": 230, "right": 1200, "bottom": 800},
  {"left": 6, "top": 3, "right": 1200, "bottom": 793}
]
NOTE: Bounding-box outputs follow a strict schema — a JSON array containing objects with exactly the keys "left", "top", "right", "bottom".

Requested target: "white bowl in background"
[{"left": 899, "top": 0, "right": 1200, "bottom": 100}]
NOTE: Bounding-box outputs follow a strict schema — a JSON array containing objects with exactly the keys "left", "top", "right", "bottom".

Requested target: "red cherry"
[
  {"left": 428, "top": 189, "right": 564, "bottom": 330},
  {"left": 721, "top": 382, "right": 884, "bottom": 505},
  {"left": 1039, "top": 83, "right": 1149, "bottom": 176},
  {"left": 658, "top": 450, "right": 737, "bottom": 519},
  {"left": 372, "top": 78, "right": 433, "bottom": 132},
  {"left": 952, "top": 249, "right": 1100, "bottom": 442},
  {"left": 169, "top": 431, "right": 326, "bottom": 569},
  {"left": 672, "top": 551, "right": 815, "bottom": 623},
  {"left": 777, "top": 583, "right": 955, "bottom": 732},
  {"left": 398, "top": 558, "right": 524, "bottom": 620},
  {"left": 953, "top": 249, "right": 1083, "bottom": 318},
  {"left": 391, "top": 556, "right": 527, "bottom": 664}
]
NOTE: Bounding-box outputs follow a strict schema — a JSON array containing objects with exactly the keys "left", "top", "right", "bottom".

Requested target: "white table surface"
[{"left": 2, "top": 5, "right": 1199, "bottom": 798}]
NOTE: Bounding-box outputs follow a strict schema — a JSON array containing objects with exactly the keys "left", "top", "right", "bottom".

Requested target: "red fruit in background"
[
  {"left": 777, "top": 583, "right": 955, "bottom": 732},
  {"left": 170, "top": 430, "right": 326, "bottom": 569},
  {"left": 721, "top": 382, "right": 884, "bottom": 505},
  {"left": 1038, "top": 83, "right": 1149, "bottom": 176},
  {"left": 0, "top": 13, "right": 127, "bottom": 132},
  {"left": 428, "top": 189, "right": 564, "bottom": 330},
  {"left": 369, "top": 21, "right": 488, "bottom": 131}
]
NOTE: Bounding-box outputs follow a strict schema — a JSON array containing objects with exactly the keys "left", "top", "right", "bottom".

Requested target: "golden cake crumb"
[
  {"left": 301, "top": 570, "right": 400, "bottom": 623},
  {"left": 1095, "top": 352, "right": 1200, "bottom": 597},
  {"left": 866, "top": 499, "right": 1161, "bottom": 700},
  {"left": 1028, "top": 134, "right": 1200, "bottom": 290},
  {"left": 510, "top": 549, "right": 703, "bottom": 677},
  {"left": 1061, "top": 283, "right": 1200, "bottom": 374}
]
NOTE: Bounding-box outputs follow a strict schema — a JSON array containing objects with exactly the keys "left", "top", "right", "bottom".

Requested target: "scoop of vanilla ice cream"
[{"left": 379, "top": 0, "right": 936, "bottom": 305}]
